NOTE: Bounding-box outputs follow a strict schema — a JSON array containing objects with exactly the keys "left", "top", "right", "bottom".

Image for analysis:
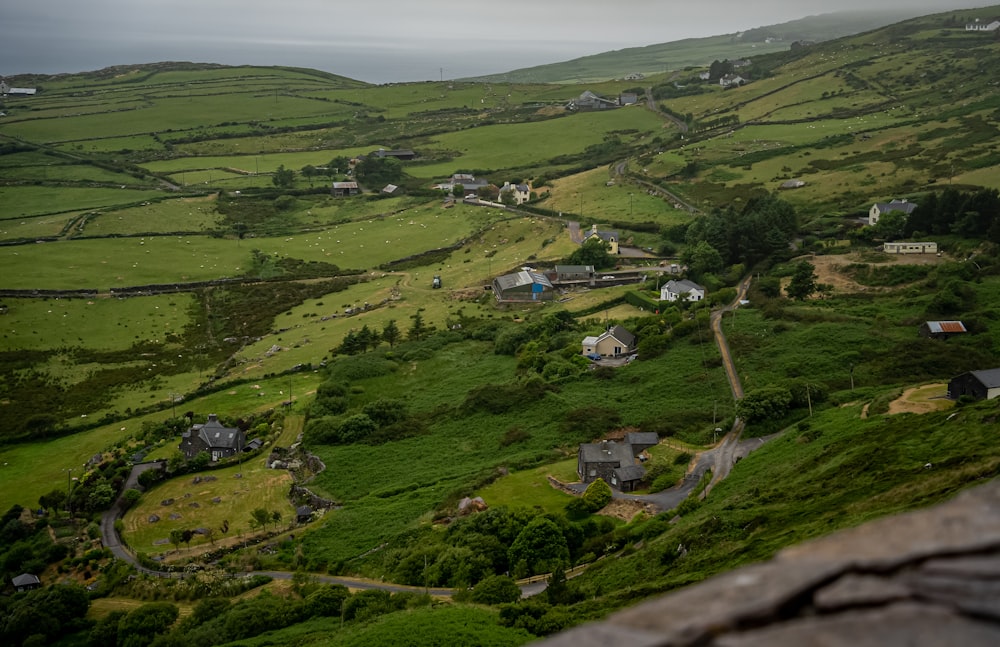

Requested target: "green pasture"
[
  {"left": 227, "top": 215, "right": 576, "bottom": 380},
  {"left": 406, "top": 108, "right": 665, "bottom": 180},
  {"left": 0, "top": 203, "right": 497, "bottom": 289},
  {"left": 121, "top": 458, "right": 296, "bottom": 556},
  {"left": 0, "top": 185, "right": 166, "bottom": 219},
  {"left": 54, "top": 134, "right": 165, "bottom": 154},
  {"left": 141, "top": 147, "right": 371, "bottom": 175},
  {"left": 0, "top": 293, "right": 193, "bottom": 351},
  {"left": 82, "top": 196, "right": 222, "bottom": 236},
  {"left": 1, "top": 163, "right": 151, "bottom": 185},
  {"left": 475, "top": 459, "right": 579, "bottom": 515},
  {"left": 0, "top": 212, "right": 80, "bottom": 241},
  {"left": 0, "top": 93, "right": 344, "bottom": 144},
  {"left": 172, "top": 127, "right": 348, "bottom": 157}
]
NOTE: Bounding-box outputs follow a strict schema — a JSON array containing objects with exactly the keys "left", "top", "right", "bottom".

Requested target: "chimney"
[
  {"left": 601, "top": 440, "right": 610, "bottom": 454},
  {"left": 208, "top": 413, "right": 218, "bottom": 422},
  {"left": 591, "top": 224, "right": 598, "bottom": 234}
]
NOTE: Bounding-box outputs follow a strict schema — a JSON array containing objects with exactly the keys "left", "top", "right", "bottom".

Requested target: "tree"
[
  {"left": 251, "top": 508, "right": 271, "bottom": 532},
  {"left": 470, "top": 575, "right": 522, "bottom": 604},
  {"left": 38, "top": 489, "right": 66, "bottom": 516},
  {"left": 381, "top": 319, "right": 400, "bottom": 348},
  {"left": 736, "top": 385, "right": 793, "bottom": 423},
  {"left": 169, "top": 529, "right": 184, "bottom": 552},
  {"left": 335, "top": 414, "right": 377, "bottom": 444},
  {"left": 117, "top": 602, "right": 179, "bottom": 647},
  {"left": 508, "top": 517, "right": 570, "bottom": 577},
  {"left": 567, "top": 238, "right": 613, "bottom": 269},
  {"left": 301, "top": 164, "right": 318, "bottom": 186},
  {"left": 271, "top": 510, "right": 283, "bottom": 529},
  {"left": 581, "top": 478, "right": 613, "bottom": 512},
  {"left": 408, "top": 310, "right": 428, "bottom": 341},
  {"left": 272, "top": 165, "right": 295, "bottom": 189},
  {"left": 785, "top": 261, "right": 818, "bottom": 301}
]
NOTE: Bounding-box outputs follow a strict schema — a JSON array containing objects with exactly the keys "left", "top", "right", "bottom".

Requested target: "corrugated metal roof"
[{"left": 927, "top": 321, "right": 967, "bottom": 334}]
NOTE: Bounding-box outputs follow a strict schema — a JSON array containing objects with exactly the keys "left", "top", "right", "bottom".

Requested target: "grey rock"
[{"left": 813, "top": 574, "right": 911, "bottom": 611}]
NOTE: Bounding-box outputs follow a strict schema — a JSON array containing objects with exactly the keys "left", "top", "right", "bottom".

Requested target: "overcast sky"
[{"left": 1, "top": 1, "right": 992, "bottom": 82}]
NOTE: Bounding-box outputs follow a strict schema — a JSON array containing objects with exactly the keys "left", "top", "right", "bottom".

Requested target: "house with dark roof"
[
  {"left": 372, "top": 148, "right": 416, "bottom": 160},
  {"left": 491, "top": 270, "right": 554, "bottom": 303},
  {"left": 660, "top": 279, "right": 706, "bottom": 303},
  {"left": 582, "top": 325, "right": 636, "bottom": 358},
  {"left": 919, "top": 321, "right": 967, "bottom": 340},
  {"left": 553, "top": 265, "right": 595, "bottom": 282},
  {"left": 720, "top": 74, "right": 746, "bottom": 88},
  {"left": 499, "top": 181, "right": 531, "bottom": 205},
  {"left": 179, "top": 414, "right": 246, "bottom": 462},
  {"left": 869, "top": 199, "right": 917, "bottom": 226},
  {"left": 577, "top": 433, "right": 659, "bottom": 492},
  {"left": 12, "top": 573, "right": 41, "bottom": 592},
  {"left": 331, "top": 181, "right": 359, "bottom": 197},
  {"left": 948, "top": 368, "right": 1000, "bottom": 401},
  {"left": 585, "top": 224, "right": 619, "bottom": 254}
]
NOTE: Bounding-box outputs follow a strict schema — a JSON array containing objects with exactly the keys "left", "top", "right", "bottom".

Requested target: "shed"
[
  {"left": 331, "top": 181, "right": 359, "bottom": 197},
  {"left": 884, "top": 241, "right": 937, "bottom": 254},
  {"left": 554, "top": 265, "right": 595, "bottom": 282},
  {"left": 948, "top": 368, "right": 1000, "bottom": 401},
  {"left": 12, "top": 573, "right": 41, "bottom": 592},
  {"left": 296, "top": 505, "right": 313, "bottom": 523},
  {"left": 491, "top": 270, "right": 554, "bottom": 303},
  {"left": 919, "top": 321, "right": 967, "bottom": 340}
]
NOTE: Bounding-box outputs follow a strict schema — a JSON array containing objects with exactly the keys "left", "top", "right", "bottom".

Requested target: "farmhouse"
[
  {"left": 434, "top": 173, "right": 489, "bottom": 193},
  {"left": 965, "top": 18, "right": 1000, "bottom": 31},
  {"left": 179, "top": 414, "right": 246, "bottom": 462},
  {"left": 498, "top": 181, "right": 531, "bottom": 205},
  {"left": 582, "top": 325, "right": 636, "bottom": 358},
  {"left": 919, "top": 321, "right": 967, "bottom": 340},
  {"left": 619, "top": 92, "right": 640, "bottom": 106},
  {"left": 567, "top": 90, "right": 618, "bottom": 111},
  {"left": 623, "top": 72, "right": 645, "bottom": 81},
  {"left": 585, "top": 224, "right": 619, "bottom": 254},
  {"left": 948, "top": 368, "right": 1000, "bottom": 401},
  {"left": 577, "top": 432, "right": 659, "bottom": 492},
  {"left": 884, "top": 241, "right": 937, "bottom": 254},
  {"left": 720, "top": 74, "right": 746, "bottom": 88},
  {"left": 11, "top": 573, "right": 41, "bottom": 592},
  {"left": 869, "top": 199, "right": 917, "bottom": 226},
  {"left": 660, "top": 279, "right": 706, "bottom": 302},
  {"left": 491, "top": 270, "right": 554, "bottom": 303},
  {"left": 331, "top": 181, "right": 359, "bottom": 197}
]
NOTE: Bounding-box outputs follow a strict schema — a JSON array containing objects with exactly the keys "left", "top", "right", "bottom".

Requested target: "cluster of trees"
[
  {"left": 565, "top": 238, "right": 615, "bottom": 270},
  {"left": 305, "top": 396, "right": 414, "bottom": 446},
  {"left": 379, "top": 505, "right": 618, "bottom": 589},
  {"left": 682, "top": 195, "right": 799, "bottom": 275},
  {"left": 354, "top": 154, "right": 404, "bottom": 186},
  {"left": 334, "top": 313, "right": 429, "bottom": 356},
  {"left": 902, "top": 188, "right": 1000, "bottom": 239},
  {"left": 1, "top": 581, "right": 90, "bottom": 646}
]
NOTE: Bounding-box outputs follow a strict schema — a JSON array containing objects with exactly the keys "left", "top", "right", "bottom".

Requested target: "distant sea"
[{"left": 0, "top": 38, "right": 602, "bottom": 83}]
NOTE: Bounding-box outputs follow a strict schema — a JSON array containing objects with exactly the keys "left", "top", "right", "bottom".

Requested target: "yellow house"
[{"left": 586, "top": 224, "right": 619, "bottom": 254}]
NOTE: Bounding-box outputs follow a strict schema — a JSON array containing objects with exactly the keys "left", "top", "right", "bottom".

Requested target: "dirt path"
[
  {"left": 807, "top": 251, "right": 947, "bottom": 294},
  {"left": 887, "top": 383, "right": 954, "bottom": 415}
]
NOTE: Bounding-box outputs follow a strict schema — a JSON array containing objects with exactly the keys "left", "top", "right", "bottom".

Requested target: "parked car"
[
  {"left": 602, "top": 275, "right": 615, "bottom": 279},
  {"left": 586, "top": 352, "right": 602, "bottom": 361}
]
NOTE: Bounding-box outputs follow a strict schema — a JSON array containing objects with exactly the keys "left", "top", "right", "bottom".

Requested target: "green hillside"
[
  {"left": 463, "top": 10, "right": 943, "bottom": 84},
  {"left": 2, "top": 5, "right": 1000, "bottom": 647}
]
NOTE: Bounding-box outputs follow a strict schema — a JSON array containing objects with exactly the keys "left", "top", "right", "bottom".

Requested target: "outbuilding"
[{"left": 948, "top": 368, "right": 1000, "bottom": 401}]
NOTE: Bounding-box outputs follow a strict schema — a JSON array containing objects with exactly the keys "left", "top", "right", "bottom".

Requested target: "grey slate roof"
[
  {"left": 12, "top": 573, "right": 40, "bottom": 587},
  {"left": 665, "top": 279, "right": 704, "bottom": 294},
  {"left": 579, "top": 441, "right": 635, "bottom": 466},
  {"left": 875, "top": 199, "right": 918, "bottom": 214},
  {"left": 188, "top": 414, "right": 244, "bottom": 450},
  {"left": 971, "top": 368, "right": 1000, "bottom": 389},
  {"left": 614, "top": 465, "right": 647, "bottom": 482},
  {"left": 624, "top": 432, "right": 659, "bottom": 448},
  {"left": 555, "top": 265, "right": 595, "bottom": 274}
]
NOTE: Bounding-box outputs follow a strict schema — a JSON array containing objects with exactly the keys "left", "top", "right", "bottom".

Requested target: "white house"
[
  {"left": 499, "top": 181, "right": 531, "bottom": 205},
  {"left": 884, "top": 241, "right": 937, "bottom": 254},
  {"left": 966, "top": 18, "right": 1000, "bottom": 31},
  {"left": 660, "top": 279, "right": 706, "bottom": 302},
  {"left": 698, "top": 71, "right": 711, "bottom": 81},
  {"left": 869, "top": 199, "right": 917, "bottom": 226},
  {"left": 719, "top": 74, "right": 746, "bottom": 88}
]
